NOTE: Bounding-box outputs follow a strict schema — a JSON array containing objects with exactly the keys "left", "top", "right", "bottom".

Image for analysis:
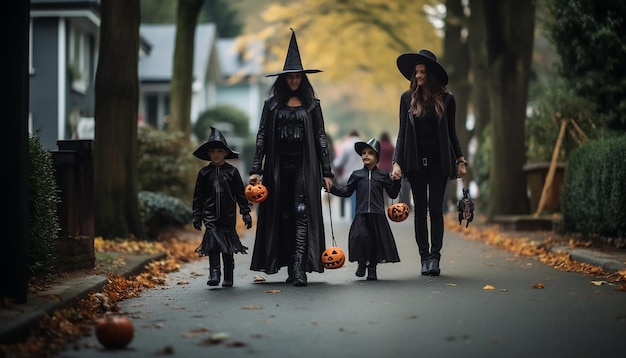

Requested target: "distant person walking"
[{"left": 333, "top": 130, "right": 362, "bottom": 220}]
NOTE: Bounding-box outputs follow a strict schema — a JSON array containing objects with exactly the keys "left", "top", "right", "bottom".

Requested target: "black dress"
[{"left": 330, "top": 166, "right": 401, "bottom": 264}]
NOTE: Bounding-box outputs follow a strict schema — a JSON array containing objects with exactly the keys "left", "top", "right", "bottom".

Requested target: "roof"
[
  {"left": 216, "top": 38, "right": 264, "bottom": 79},
  {"left": 139, "top": 23, "right": 217, "bottom": 83}
]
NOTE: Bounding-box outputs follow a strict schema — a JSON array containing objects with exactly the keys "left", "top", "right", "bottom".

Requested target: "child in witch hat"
[
  {"left": 329, "top": 138, "right": 402, "bottom": 280},
  {"left": 192, "top": 126, "right": 253, "bottom": 287}
]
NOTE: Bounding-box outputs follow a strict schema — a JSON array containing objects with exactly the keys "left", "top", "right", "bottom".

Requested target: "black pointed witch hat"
[
  {"left": 265, "top": 28, "right": 322, "bottom": 77},
  {"left": 193, "top": 126, "right": 239, "bottom": 160}
]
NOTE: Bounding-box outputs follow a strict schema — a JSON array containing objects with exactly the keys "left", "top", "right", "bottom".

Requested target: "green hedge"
[
  {"left": 27, "top": 134, "right": 61, "bottom": 275},
  {"left": 562, "top": 135, "right": 626, "bottom": 237}
]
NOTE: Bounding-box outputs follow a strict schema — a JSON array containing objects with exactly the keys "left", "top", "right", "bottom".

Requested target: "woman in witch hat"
[
  {"left": 391, "top": 50, "right": 467, "bottom": 277},
  {"left": 329, "top": 138, "right": 402, "bottom": 281},
  {"left": 192, "top": 126, "right": 253, "bottom": 287},
  {"left": 248, "top": 29, "right": 334, "bottom": 286}
]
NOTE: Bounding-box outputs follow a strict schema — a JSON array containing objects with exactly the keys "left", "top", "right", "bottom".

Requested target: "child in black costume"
[
  {"left": 192, "top": 126, "right": 252, "bottom": 287},
  {"left": 329, "top": 138, "right": 401, "bottom": 280}
]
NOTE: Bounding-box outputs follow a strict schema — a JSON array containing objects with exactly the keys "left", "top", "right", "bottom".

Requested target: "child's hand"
[{"left": 243, "top": 213, "right": 252, "bottom": 229}]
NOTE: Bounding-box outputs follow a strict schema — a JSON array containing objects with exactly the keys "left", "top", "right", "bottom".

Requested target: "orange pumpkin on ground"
[{"left": 95, "top": 315, "right": 134, "bottom": 349}]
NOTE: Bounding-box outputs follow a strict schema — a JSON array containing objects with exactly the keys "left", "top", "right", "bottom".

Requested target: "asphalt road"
[{"left": 58, "top": 200, "right": 626, "bottom": 358}]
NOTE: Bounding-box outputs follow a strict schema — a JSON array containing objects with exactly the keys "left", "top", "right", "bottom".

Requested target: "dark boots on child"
[
  {"left": 366, "top": 263, "right": 377, "bottom": 281},
  {"left": 207, "top": 252, "right": 236, "bottom": 287}
]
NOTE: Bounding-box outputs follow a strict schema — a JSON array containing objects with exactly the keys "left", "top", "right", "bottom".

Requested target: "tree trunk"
[
  {"left": 94, "top": 0, "right": 145, "bottom": 239},
  {"left": 483, "top": 0, "right": 536, "bottom": 219},
  {"left": 169, "top": 0, "right": 204, "bottom": 137},
  {"left": 443, "top": 0, "right": 471, "bottom": 204},
  {"left": 468, "top": 0, "right": 491, "bottom": 204}
]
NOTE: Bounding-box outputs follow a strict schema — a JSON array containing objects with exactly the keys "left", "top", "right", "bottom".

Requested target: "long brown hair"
[{"left": 408, "top": 62, "right": 448, "bottom": 118}]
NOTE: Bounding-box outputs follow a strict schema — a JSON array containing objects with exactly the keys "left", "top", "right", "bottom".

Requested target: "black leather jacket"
[
  {"left": 331, "top": 166, "right": 401, "bottom": 215},
  {"left": 192, "top": 162, "right": 250, "bottom": 231}
]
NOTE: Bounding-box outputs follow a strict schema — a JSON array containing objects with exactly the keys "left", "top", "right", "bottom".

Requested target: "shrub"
[
  {"left": 193, "top": 104, "right": 249, "bottom": 142},
  {"left": 27, "top": 134, "right": 61, "bottom": 275},
  {"left": 137, "top": 125, "right": 198, "bottom": 203},
  {"left": 138, "top": 191, "right": 193, "bottom": 239},
  {"left": 562, "top": 136, "right": 626, "bottom": 238},
  {"left": 526, "top": 78, "right": 601, "bottom": 163}
]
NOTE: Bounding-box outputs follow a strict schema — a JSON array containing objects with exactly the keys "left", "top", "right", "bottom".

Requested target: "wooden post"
[{"left": 534, "top": 119, "right": 568, "bottom": 217}]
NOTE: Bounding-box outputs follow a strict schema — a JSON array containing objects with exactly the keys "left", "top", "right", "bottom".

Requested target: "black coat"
[
  {"left": 192, "top": 162, "right": 250, "bottom": 231},
  {"left": 393, "top": 90, "right": 464, "bottom": 180},
  {"left": 248, "top": 97, "right": 334, "bottom": 274}
]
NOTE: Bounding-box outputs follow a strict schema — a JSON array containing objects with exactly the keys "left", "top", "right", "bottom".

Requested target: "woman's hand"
[
  {"left": 323, "top": 177, "right": 333, "bottom": 192},
  {"left": 249, "top": 174, "right": 261, "bottom": 185},
  {"left": 457, "top": 158, "right": 468, "bottom": 178},
  {"left": 391, "top": 162, "right": 402, "bottom": 180}
]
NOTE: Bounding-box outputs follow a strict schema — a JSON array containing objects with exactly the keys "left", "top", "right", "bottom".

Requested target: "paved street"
[{"left": 58, "top": 196, "right": 626, "bottom": 358}]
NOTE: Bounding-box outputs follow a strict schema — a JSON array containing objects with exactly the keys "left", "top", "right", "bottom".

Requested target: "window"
[{"left": 68, "top": 23, "right": 91, "bottom": 93}]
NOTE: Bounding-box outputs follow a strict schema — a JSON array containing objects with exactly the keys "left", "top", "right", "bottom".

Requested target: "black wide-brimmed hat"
[
  {"left": 193, "top": 126, "right": 239, "bottom": 160},
  {"left": 355, "top": 138, "right": 380, "bottom": 159},
  {"left": 396, "top": 49, "right": 448, "bottom": 85},
  {"left": 265, "top": 28, "right": 322, "bottom": 77}
]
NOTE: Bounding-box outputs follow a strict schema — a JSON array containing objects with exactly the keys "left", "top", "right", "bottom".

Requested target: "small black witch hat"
[
  {"left": 265, "top": 28, "right": 322, "bottom": 77},
  {"left": 354, "top": 138, "right": 381, "bottom": 162},
  {"left": 193, "top": 126, "right": 239, "bottom": 160}
]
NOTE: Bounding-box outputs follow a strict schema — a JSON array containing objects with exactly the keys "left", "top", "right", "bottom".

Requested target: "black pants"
[{"left": 407, "top": 159, "right": 448, "bottom": 261}]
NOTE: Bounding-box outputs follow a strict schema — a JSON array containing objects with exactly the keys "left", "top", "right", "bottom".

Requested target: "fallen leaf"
[
  {"left": 532, "top": 283, "right": 545, "bottom": 289},
  {"left": 253, "top": 275, "right": 266, "bottom": 282},
  {"left": 265, "top": 289, "right": 281, "bottom": 294},
  {"left": 482, "top": 284, "right": 495, "bottom": 290},
  {"left": 242, "top": 306, "right": 263, "bottom": 310},
  {"left": 590, "top": 280, "right": 611, "bottom": 286},
  {"left": 182, "top": 327, "right": 212, "bottom": 338}
]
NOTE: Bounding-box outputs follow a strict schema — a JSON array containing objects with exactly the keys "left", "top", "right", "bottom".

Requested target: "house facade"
[
  {"left": 29, "top": 0, "right": 100, "bottom": 150},
  {"left": 29, "top": 0, "right": 267, "bottom": 151}
]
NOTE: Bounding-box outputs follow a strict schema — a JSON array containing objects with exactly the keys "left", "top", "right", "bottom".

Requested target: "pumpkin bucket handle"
[{"left": 326, "top": 192, "right": 338, "bottom": 247}]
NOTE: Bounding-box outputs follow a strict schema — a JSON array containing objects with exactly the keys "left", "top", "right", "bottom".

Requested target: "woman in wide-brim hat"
[
  {"left": 248, "top": 29, "right": 334, "bottom": 286},
  {"left": 390, "top": 49, "right": 467, "bottom": 277}
]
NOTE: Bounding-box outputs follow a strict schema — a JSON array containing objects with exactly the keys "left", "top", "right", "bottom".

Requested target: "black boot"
[
  {"left": 207, "top": 252, "right": 221, "bottom": 286},
  {"left": 292, "top": 254, "right": 307, "bottom": 286},
  {"left": 286, "top": 262, "right": 295, "bottom": 283},
  {"left": 421, "top": 259, "right": 430, "bottom": 276},
  {"left": 428, "top": 258, "right": 440, "bottom": 276},
  {"left": 366, "top": 264, "right": 377, "bottom": 281},
  {"left": 222, "top": 254, "right": 234, "bottom": 287},
  {"left": 355, "top": 262, "right": 367, "bottom": 277},
  {"left": 293, "top": 203, "right": 308, "bottom": 287}
]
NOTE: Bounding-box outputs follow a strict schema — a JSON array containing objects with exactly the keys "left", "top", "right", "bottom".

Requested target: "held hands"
[
  {"left": 323, "top": 177, "right": 333, "bottom": 192},
  {"left": 391, "top": 162, "right": 402, "bottom": 180},
  {"left": 243, "top": 213, "right": 253, "bottom": 229}
]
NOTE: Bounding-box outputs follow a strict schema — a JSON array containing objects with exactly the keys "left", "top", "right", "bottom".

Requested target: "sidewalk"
[
  {"left": 0, "top": 252, "right": 166, "bottom": 345},
  {"left": 1, "top": 218, "right": 624, "bottom": 347}
]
